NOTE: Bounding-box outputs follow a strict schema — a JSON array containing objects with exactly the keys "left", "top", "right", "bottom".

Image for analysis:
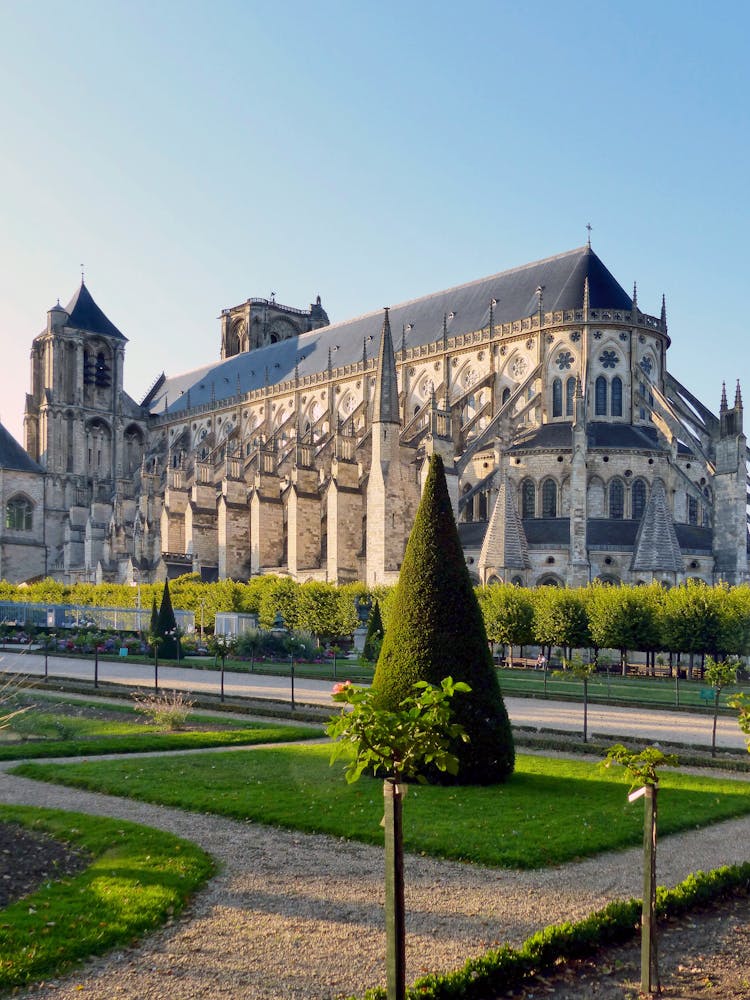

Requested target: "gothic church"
[{"left": 2, "top": 245, "right": 747, "bottom": 588}]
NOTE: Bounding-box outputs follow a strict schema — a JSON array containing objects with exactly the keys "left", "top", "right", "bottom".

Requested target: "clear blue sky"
[{"left": 1, "top": 0, "right": 748, "bottom": 443}]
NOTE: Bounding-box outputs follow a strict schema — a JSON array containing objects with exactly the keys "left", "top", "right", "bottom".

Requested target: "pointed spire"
[
  {"left": 372, "top": 307, "right": 400, "bottom": 425},
  {"left": 721, "top": 381, "right": 728, "bottom": 413},
  {"left": 327, "top": 346, "right": 332, "bottom": 374},
  {"left": 362, "top": 336, "right": 367, "bottom": 370},
  {"left": 478, "top": 474, "right": 531, "bottom": 577},
  {"left": 294, "top": 356, "right": 299, "bottom": 384},
  {"left": 661, "top": 293, "right": 667, "bottom": 330},
  {"left": 582, "top": 275, "right": 590, "bottom": 315},
  {"left": 401, "top": 324, "right": 406, "bottom": 355},
  {"left": 630, "top": 480, "right": 684, "bottom": 573},
  {"left": 735, "top": 380, "right": 743, "bottom": 410},
  {"left": 442, "top": 312, "right": 448, "bottom": 348},
  {"left": 632, "top": 281, "right": 638, "bottom": 309}
]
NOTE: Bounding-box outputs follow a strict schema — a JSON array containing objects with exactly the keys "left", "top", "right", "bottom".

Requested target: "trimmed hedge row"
[{"left": 349, "top": 861, "right": 750, "bottom": 1000}]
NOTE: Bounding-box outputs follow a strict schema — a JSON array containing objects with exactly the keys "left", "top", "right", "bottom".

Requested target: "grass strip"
[
  {"left": 13, "top": 747, "right": 750, "bottom": 869},
  {"left": 0, "top": 805, "right": 213, "bottom": 990},
  {"left": 0, "top": 723, "right": 322, "bottom": 761},
  {"left": 346, "top": 861, "right": 750, "bottom": 999}
]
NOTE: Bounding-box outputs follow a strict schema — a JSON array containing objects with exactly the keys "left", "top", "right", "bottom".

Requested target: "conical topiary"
[
  {"left": 363, "top": 599, "right": 384, "bottom": 661},
  {"left": 157, "top": 578, "right": 179, "bottom": 659},
  {"left": 372, "top": 454, "right": 515, "bottom": 784}
]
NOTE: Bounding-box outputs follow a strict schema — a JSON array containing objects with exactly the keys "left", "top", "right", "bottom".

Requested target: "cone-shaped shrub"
[
  {"left": 157, "top": 579, "right": 179, "bottom": 659},
  {"left": 363, "top": 599, "right": 384, "bottom": 661},
  {"left": 372, "top": 454, "right": 515, "bottom": 784}
]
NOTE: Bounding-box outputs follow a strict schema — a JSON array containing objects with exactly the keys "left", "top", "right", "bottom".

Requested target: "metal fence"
[{"left": 0, "top": 602, "right": 195, "bottom": 633}]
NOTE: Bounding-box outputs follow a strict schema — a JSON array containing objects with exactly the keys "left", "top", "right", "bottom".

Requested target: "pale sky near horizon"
[{"left": 1, "top": 1, "right": 749, "bottom": 445}]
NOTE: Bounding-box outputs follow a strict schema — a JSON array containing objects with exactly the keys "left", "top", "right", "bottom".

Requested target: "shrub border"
[{"left": 349, "top": 861, "right": 750, "bottom": 999}]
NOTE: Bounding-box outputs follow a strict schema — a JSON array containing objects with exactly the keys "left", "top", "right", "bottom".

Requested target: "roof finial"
[
  {"left": 80, "top": 264, "right": 85, "bottom": 285},
  {"left": 585, "top": 223, "right": 592, "bottom": 248},
  {"left": 442, "top": 312, "right": 448, "bottom": 347},
  {"left": 582, "top": 275, "right": 590, "bottom": 315},
  {"left": 720, "top": 381, "right": 728, "bottom": 412},
  {"left": 661, "top": 293, "right": 667, "bottom": 330},
  {"left": 401, "top": 323, "right": 406, "bottom": 355},
  {"left": 362, "top": 336, "right": 367, "bottom": 369},
  {"left": 327, "top": 345, "right": 332, "bottom": 373},
  {"left": 735, "top": 379, "right": 743, "bottom": 409},
  {"left": 632, "top": 281, "right": 638, "bottom": 309}
]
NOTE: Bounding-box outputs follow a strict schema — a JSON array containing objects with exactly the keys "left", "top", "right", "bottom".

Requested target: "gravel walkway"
[{"left": 2, "top": 758, "right": 749, "bottom": 1000}]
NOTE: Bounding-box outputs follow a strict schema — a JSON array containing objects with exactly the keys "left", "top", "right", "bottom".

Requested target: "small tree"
[
  {"left": 157, "top": 579, "right": 179, "bottom": 659},
  {"left": 704, "top": 656, "right": 738, "bottom": 757},
  {"left": 363, "top": 600, "right": 384, "bottom": 662},
  {"left": 372, "top": 454, "right": 514, "bottom": 784},
  {"left": 209, "top": 633, "right": 237, "bottom": 702},
  {"left": 327, "top": 677, "right": 469, "bottom": 1000},
  {"left": 729, "top": 691, "right": 750, "bottom": 752},
  {"left": 603, "top": 744, "right": 678, "bottom": 995},
  {"left": 554, "top": 654, "right": 597, "bottom": 742}
]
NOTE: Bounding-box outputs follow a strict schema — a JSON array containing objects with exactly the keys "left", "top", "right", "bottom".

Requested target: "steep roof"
[
  {"left": 64, "top": 282, "right": 127, "bottom": 341},
  {"left": 630, "top": 480, "right": 684, "bottom": 573},
  {"left": 478, "top": 474, "right": 530, "bottom": 572},
  {"left": 0, "top": 423, "right": 42, "bottom": 473},
  {"left": 152, "top": 245, "right": 635, "bottom": 415}
]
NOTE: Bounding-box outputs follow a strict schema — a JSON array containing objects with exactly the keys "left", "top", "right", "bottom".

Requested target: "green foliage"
[
  {"left": 208, "top": 633, "right": 238, "bottom": 664},
  {"left": 372, "top": 454, "right": 514, "bottom": 784},
  {"left": 363, "top": 599, "right": 384, "bottom": 661},
  {"left": 587, "top": 583, "right": 661, "bottom": 669},
  {"left": 478, "top": 583, "right": 535, "bottom": 650},
  {"left": 295, "top": 581, "right": 343, "bottom": 642},
  {"left": 603, "top": 743, "right": 679, "bottom": 789},
  {"left": 156, "top": 579, "right": 179, "bottom": 658},
  {"left": 258, "top": 576, "right": 300, "bottom": 630},
  {"left": 0, "top": 805, "right": 213, "bottom": 989},
  {"left": 327, "top": 678, "right": 470, "bottom": 783},
  {"left": 532, "top": 587, "right": 590, "bottom": 653}
]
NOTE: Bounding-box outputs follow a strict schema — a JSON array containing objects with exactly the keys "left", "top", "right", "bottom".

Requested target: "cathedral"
[{"left": 1, "top": 244, "right": 747, "bottom": 589}]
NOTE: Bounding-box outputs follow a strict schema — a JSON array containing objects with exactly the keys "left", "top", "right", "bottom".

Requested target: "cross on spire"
[
  {"left": 80, "top": 264, "right": 85, "bottom": 284},
  {"left": 585, "top": 223, "right": 592, "bottom": 248}
]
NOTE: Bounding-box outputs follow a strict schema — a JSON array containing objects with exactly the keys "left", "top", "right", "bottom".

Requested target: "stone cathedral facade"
[{"left": 1, "top": 245, "right": 747, "bottom": 588}]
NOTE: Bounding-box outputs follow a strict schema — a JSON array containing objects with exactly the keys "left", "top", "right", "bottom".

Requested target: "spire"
[
  {"left": 735, "top": 380, "right": 743, "bottom": 410},
  {"left": 442, "top": 312, "right": 448, "bottom": 348},
  {"left": 661, "top": 293, "right": 667, "bottom": 331},
  {"left": 582, "top": 275, "right": 590, "bottom": 315},
  {"left": 401, "top": 324, "right": 406, "bottom": 355},
  {"left": 372, "top": 307, "right": 400, "bottom": 425},
  {"left": 630, "top": 480, "right": 684, "bottom": 574},
  {"left": 362, "top": 337, "right": 367, "bottom": 370},
  {"left": 632, "top": 281, "right": 638, "bottom": 309},
  {"left": 327, "top": 346, "right": 332, "bottom": 375},
  {"left": 720, "top": 381, "right": 728, "bottom": 413},
  {"left": 478, "top": 474, "right": 531, "bottom": 578}
]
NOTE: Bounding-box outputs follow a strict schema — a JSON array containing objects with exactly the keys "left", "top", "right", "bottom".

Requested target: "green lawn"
[
  {"left": 0, "top": 805, "right": 213, "bottom": 990},
  {"left": 14, "top": 745, "right": 750, "bottom": 869},
  {"left": 0, "top": 713, "right": 322, "bottom": 761},
  {"left": 497, "top": 667, "right": 750, "bottom": 712}
]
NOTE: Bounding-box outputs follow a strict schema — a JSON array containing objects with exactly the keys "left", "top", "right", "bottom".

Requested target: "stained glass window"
[
  {"left": 595, "top": 376, "right": 607, "bottom": 415},
  {"left": 609, "top": 480, "right": 624, "bottom": 519},
  {"left": 5, "top": 496, "right": 32, "bottom": 531},
  {"left": 611, "top": 376, "right": 623, "bottom": 417},
  {"left": 521, "top": 479, "right": 536, "bottom": 519},
  {"left": 632, "top": 479, "right": 647, "bottom": 520},
  {"left": 552, "top": 378, "right": 562, "bottom": 417},
  {"left": 566, "top": 377, "right": 576, "bottom": 416},
  {"left": 541, "top": 479, "right": 557, "bottom": 518}
]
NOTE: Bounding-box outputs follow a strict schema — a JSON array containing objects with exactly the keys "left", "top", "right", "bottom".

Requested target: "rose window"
[
  {"left": 421, "top": 378, "right": 435, "bottom": 398},
  {"left": 639, "top": 356, "right": 653, "bottom": 377},
  {"left": 556, "top": 351, "right": 574, "bottom": 371},
  {"left": 510, "top": 356, "right": 528, "bottom": 379},
  {"left": 600, "top": 350, "right": 619, "bottom": 369},
  {"left": 463, "top": 368, "right": 478, "bottom": 389}
]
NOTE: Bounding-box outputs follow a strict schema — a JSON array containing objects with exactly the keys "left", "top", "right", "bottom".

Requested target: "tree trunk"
[
  {"left": 641, "top": 784, "right": 658, "bottom": 994},
  {"left": 383, "top": 779, "right": 406, "bottom": 1000}
]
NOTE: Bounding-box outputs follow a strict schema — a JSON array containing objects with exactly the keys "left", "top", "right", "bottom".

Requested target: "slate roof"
[
  {"left": 508, "top": 422, "right": 667, "bottom": 454},
  {"left": 64, "top": 282, "right": 126, "bottom": 341},
  {"left": 372, "top": 310, "right": 400, "bottom": 424},
  {"left": 630, "top": 480, "right": 684, "bottom": 572},
  {"left": 152, "top": 245, "right": 635, "bottom": 415},
  {"left": 478, "top": 474, "right": 530, "bottom": 571},
  {"left": 0, "top": 423, "right": 42, "bottom": 473}
]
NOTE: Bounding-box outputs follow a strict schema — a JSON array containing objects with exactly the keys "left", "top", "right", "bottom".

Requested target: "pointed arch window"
[
  {"left": 5, "top": 496, "right": 33, "bottom": 531},
  {"left": 595, "top": 376, "right": 607, "bottom": 416},
  {"left": 501, "top": 386, "right": 511, "bottom": 406},
  {"left": 687, "top": 495, "right": 699, "bottom": 525},
  {"left": 632, "top": 479, "right": 647, "bottom": 521},
  {"left": 552, "top": 378, "right": 562, "bottom": 417},
  {"left": 565, "top": 377, "right": 576, "bottom": 417},
  {"left": 609, "top": 479, "right": 624, "bottom": 519},
  {"left": 541, "top": 479, "right": 557, "bottom": 518},
  {"left": 521, "top": 479, "right": 535, "bottom": 519},
  {"left": 611, "top": 376, "right": 623, "bottom": 417}
]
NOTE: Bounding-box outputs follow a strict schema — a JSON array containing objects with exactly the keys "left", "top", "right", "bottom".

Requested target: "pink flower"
[{"left": 332, "top": 681, "right": 352, "bottom": 695}]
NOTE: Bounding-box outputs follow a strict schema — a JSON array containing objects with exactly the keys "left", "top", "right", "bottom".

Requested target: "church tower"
[{"left": 712, "top": 381, "right": 748, "bottom": 583}]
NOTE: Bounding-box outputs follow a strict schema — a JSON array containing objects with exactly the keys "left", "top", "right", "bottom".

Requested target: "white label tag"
[{"left": 628, "top": 786, "right": 647, "bottom": 803}]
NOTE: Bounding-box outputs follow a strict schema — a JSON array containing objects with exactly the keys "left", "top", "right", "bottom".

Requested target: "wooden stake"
[{"left": 383, "top": 779, "right": 406, "bottom": 1000}]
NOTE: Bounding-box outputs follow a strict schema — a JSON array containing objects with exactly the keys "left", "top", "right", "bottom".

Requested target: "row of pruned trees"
[{"left": 477, "top": 580, "right": 750, "bottom": 676}]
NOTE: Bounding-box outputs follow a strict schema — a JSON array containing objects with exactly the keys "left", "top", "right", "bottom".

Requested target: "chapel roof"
[
  {"left": 64, "top": 282, "right": 127, "bottom": 341},
  {"left": 151, "top": 245, "right": 636, "bottom": 415},
  {"left": 0, "top": 423, "right": 42, "bottom": 474}
]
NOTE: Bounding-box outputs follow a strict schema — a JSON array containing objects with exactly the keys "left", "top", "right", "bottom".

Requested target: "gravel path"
[{"left": 2, "top": 758, "right": 749, "bottom": 1000}]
